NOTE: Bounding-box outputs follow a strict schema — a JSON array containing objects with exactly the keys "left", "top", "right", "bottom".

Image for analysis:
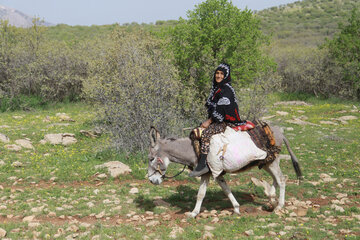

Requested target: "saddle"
[{"left": 190, "top": 120, "right": 280, "bottom": 167}]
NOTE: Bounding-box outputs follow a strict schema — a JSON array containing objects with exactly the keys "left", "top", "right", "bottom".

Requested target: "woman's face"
[{"left": 215, "top": 70, "right": 225, "bottom": 83}]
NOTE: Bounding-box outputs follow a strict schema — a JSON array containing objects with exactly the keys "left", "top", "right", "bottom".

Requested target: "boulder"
[
  {"left": 42, "top": 133, "right": 77, "bottom": 146},
  {"left": 0, "top": 133, "right": 10, "bottom": 143},
  {"left": 15, "top": 139, "right": 34, "bottom": 149},
  {"left": 5, "top": 144, "right": 22, "bottom": 151},
  {"left": 95, "top": 161, "right": 132, "bottom": 178}
]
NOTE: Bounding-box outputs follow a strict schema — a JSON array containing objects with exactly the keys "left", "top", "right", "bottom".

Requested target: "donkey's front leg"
[
  {"left": 216, "top": 175, "right": 240, "bottom": 215},
  {"left": 190, "top": 173, "right": 211, "bottom": 218}
]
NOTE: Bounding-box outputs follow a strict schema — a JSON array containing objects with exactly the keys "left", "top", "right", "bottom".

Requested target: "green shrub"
[{"left": 84, "top": 28, "right": 191, "bottom": 152}]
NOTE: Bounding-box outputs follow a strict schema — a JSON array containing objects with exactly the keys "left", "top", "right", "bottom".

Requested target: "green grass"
[{"left": 0, "top": 99, "right": 359, "bottom": 239}]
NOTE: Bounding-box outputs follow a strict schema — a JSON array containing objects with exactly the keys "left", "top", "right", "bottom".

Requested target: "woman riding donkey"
[{"left": 190, "top": 63, "right": 250, "bottom": 177}]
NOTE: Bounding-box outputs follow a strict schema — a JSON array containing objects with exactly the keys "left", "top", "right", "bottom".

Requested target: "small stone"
[
  {"left": 279, "top": 231, "right": 287, "bottom": 236},
  {"left": 244, "top": 230, "right": 254, "bottom": 236},
  {"left": 211, "top": 217, "right": 219, "bottom": 223},
  {"left": 23, "top": 215, "right": 35, "bottom": 222},
  {"left": 5, "top": 144, "right": 22, "bottom": 151},
  {"left": 294, "top": 207, "right": 308, "bottom": 217},
  {"left": 146, "top": 220, "right": 160, "bottom": 227},
  {"left": 203, "top": 231, "right": 214, "bottom": 239},
  {"left": 15, "top": 139, "right": 34, "bottom": 149},
  {"left": 169, "top": 226, "right": 184, "bottom": 239},
  {"left": 129, "top": 188, "right": 139, "bottom": 194},
  {"left": 11, "top": 161, "right": 24, "bottom": 167},
  {"left": 204, "top": 226, "right": 215, "bottom": 231},
  {"left": 331, "top": 204, "right": 345, "bottom": 213},
  {"left": 0, "top": 133, "right": 10, "bottom": 143},
  {"left": 28, "top": 222, "right": 41, "bottom": 228},
  {"left": 97, "top": 174, "right": 107, "bottom": 179},
  {"left": 276, "top": 111, "right": 289, "bottom": 116},
  {"left": 0, "top": 228, "right": 6, "bottom": 237},
  {"left": 66, "top": 225, "right": 79, "bottom": 232},
  {"left": 95, "top": 211, "right": 105, "bottom": 219}
]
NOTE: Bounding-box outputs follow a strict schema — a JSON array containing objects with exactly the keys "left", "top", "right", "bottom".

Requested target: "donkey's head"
[{"left": 148, "top": 127, "right": 171, "bottom": 185}]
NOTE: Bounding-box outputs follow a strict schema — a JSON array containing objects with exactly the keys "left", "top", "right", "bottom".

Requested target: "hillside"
[
  {"left": 0, "top": 4, "right": 52, "bottom": 27},
  {"left": 256, "top": 0, "right": 360, "bottom": 46}
]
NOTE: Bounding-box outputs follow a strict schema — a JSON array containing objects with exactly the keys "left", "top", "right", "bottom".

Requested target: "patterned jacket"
[{"left": 206, "top": 82, "right": 242, "bottom": 124}]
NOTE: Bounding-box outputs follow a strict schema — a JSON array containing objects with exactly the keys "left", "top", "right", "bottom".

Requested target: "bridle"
[{"left": 148, "top": 157, "right": 187, "bottom": 179}]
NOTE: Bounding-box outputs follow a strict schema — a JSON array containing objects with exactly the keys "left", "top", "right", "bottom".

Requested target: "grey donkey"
[{"left": 147, "top": 126, "right": 302, "bottom": 218}]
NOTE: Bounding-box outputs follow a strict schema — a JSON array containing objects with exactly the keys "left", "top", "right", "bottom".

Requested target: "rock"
[
  {"left": 95, "top": 161, "right": 132, "bottom": 177},
  {"left": 31, "top": 206, "right": 45, "bottom": 213},
  {"left": 320, "top": 121, "right": 338, "bottom": 125},
  {"left": 274, "top": 101, "right": 311, "bottom": 106},
  {"left": 286, "top": 118, "right": 319, "bottom": 126},
  {"left": 28, "top": 222, "right": 40, "bottom": 228},
  {"left": 244, "top": 230, "right": 254, "bottom": 236},
  {"left": 169, "top": 226, "right": 184, "bottom": 239},
  {"left": 294, "top": 207, "right": 308, "bottom": 217},
  {"left": 66, "top": 225, "right": 79, "bottom": 232},
  {"left": 0, "top": 228, "right": 6, "bottom": 238},
  {"left": 211, "top": 217, "right": 219, "bottom": 223},
  {"left": 0, "top": 133, "right": 10, "bottom": 143},
  {"left": 203, "top": 231, "right": 214, "bottom": 239},
  {"left": 276, "top": 111, "right": 289, "bottom": 116},
  {"left": 11, "top": 161, "right": 24, "bottom": 167},
  {"left": 337, "top": 115, "right": 358, "bottom": 122},
  {"left": 5, "top": 144, "right": 22, "bottom": 151},
  {"left": 97, "top": 174, "right": 107, "bottom": 179},
  {"left": 153, "top": 199, "right": 170, "bottom": 207},
  {"left": 331, "top": 204, "right": 345, "bottom": 213},
  {"left": 95, "top": 211, "right": 105, "bottom": 219},
  {"left": 15, "top": 139, "right": 34, "bottom": 149},
  {"left": 62, "top": 136, "right": 77, "bottom": 146},
  {"left": 320, "top": 173, "right": 337, "bottom": 182},
  {"left": 56, "top": 113, "right": 75, "bottom": 122},
  {"left": 204, "top": 226, "right": 215, "bottom": 231},
  {"left": 146, "top": 220, "right": 160, "bottom": 227},
  {"left": 23, "top": 215, "right": 35, "bottom": 222},
  {"left": 0, "top": 160, "right": 5, "bottom": 166},
  {"left": 42, "top": 133, "right": 77, "bottom": 146}
]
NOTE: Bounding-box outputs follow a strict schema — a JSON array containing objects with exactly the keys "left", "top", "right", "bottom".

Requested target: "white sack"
[{"left": 207, "top": 127, "right": 267, "bottom": 178}]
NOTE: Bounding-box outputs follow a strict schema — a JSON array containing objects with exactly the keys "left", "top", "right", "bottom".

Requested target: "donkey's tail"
[{"left": 283, "top": 136, "right": 303, "bottom": 180}]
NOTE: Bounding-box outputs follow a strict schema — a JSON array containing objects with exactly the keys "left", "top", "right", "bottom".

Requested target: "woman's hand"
[{"left": 201, "top": 118, "right": 212, "bottom": 128}]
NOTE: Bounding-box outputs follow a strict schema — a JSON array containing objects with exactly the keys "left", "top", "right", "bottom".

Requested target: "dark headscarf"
[{"left": 213, "top": 63, "right": 231, "bottom": 87}]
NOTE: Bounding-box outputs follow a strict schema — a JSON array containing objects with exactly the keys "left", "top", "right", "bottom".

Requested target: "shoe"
[{"left": 189, "top": 154, "right": 209, "bottom": 177}]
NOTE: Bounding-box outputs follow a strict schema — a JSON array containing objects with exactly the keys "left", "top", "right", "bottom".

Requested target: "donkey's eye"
[{"left": 150, "top": 157, "right": 156, "bottom": 162}]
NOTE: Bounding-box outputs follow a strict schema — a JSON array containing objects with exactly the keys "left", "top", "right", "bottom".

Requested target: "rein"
[
  {"left": 162, "top": 165, "right": 187, "bottom": 179},
  {"left": 148, "top": 157, "right": 187, "bottom": 179}
]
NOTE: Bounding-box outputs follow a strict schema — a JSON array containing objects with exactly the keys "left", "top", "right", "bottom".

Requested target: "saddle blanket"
[{"left": 207, "top": 126, "right": 267, "bottom": 178}]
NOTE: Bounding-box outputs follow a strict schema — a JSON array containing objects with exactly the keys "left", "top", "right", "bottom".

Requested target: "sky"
[{"left": 0, "top": 0, "right": 300, "bottom": 26}]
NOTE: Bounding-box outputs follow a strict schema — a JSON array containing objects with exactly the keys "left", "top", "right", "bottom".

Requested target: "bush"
[
  {"left": 275, "top": 46, "right": 345, "bottom": 98},
  {"left": 0, "top": 19, "right": 89, "bottom": 107},
  {"left": 84, "top": 28, "right": 191, "bottom": 152},
  {"left": 166, "top": 0, "right": 275, "bottom": 96},
  {"left": 327, "top": 8, "right": 360, "bottom": 99}
]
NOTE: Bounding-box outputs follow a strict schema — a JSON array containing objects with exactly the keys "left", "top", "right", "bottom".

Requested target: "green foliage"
[
  {"left": 0, "top": 19, "right": 89, "bottom": 107},
  {"left": 84, "top": 28, "right": 189, "bottom": 151},
  {"left": 166, "top": 0, "right": 275, "bottom": 96},
  {"left": 327, "top": 8, "right": 360, "bottom": 99},
  {"left": 0, "top": 94, "right": 47, "bottom": 112}
]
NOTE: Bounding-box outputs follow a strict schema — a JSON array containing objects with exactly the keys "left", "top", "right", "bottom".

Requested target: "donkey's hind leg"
[
  {"left": 190, "top": 173, "right": 211, "bottom": 218},
  {"left": 216, "top": 175, "right": 240, "bottom": 215},
  {"left": 264, "top": 157, "right": 286, "bottom": 210}
]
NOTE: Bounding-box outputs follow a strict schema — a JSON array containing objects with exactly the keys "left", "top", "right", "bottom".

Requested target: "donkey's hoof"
[
  {"left": 185, "top": 211, "right": 198, "bottom": 218},
  {"left": 234, "top": 208, "right": 240, "bottom": 215}
]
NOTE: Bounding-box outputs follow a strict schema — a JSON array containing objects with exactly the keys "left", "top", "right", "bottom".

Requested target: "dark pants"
[{"left": 201, "top": 122, "right": 235, "bottom": 154}]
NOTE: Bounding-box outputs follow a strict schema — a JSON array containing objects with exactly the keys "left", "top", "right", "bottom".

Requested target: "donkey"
[{"left": 147, "top": 126, "right": 302, "bottom": 218}]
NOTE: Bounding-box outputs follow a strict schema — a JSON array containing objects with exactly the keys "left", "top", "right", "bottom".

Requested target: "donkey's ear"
[{"left": 149, "top": 126, "right": 160, "bottom": 147}]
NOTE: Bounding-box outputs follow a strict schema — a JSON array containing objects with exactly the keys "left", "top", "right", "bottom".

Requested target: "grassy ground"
[{"left": 0, "top": 97, "right": 359, "bottom": 239}]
